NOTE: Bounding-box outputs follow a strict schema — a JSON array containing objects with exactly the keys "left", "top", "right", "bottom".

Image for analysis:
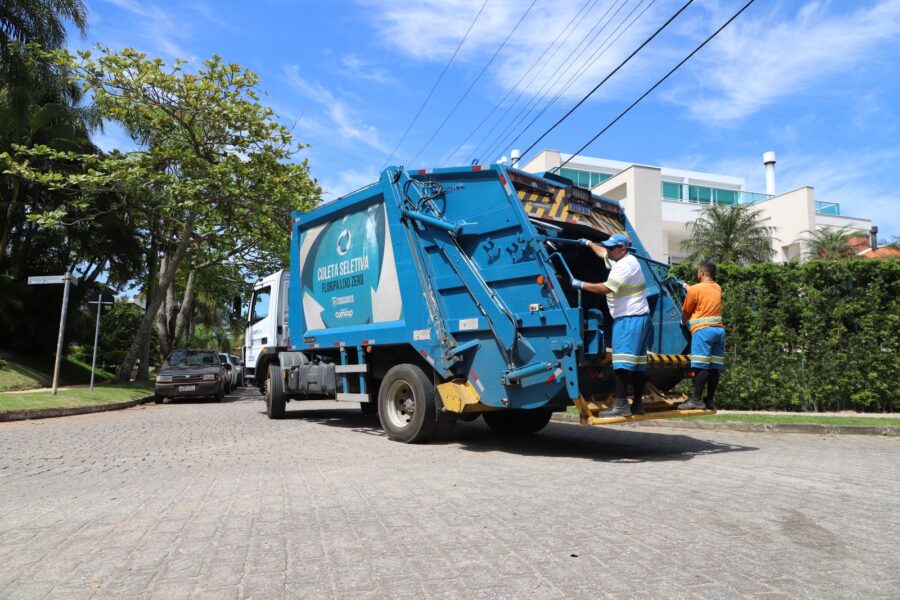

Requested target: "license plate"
[{"left": 178, "top": 385, "right": 196, "bottom": 392}]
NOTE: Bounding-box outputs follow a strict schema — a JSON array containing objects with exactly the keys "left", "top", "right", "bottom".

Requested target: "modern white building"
[{"left": 522, "top": 150, "right": 872, "bottom": 263}]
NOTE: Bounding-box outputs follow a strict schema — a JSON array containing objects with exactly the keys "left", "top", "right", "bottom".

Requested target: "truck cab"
[{"left": 244, "top": 269, "right": 290, "bottom": 387}]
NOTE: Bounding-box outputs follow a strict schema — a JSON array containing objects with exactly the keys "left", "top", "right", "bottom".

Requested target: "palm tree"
[
  {"left": 681, "top": 203, "right": 775, "bottom": 264},
  {"left": 0, "top": 0, "right": 87, "bottom": 64},
  {"left": 802, "top": 225, "right": 863, "bottom": 259}
]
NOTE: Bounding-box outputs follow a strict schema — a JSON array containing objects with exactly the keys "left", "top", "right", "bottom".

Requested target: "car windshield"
[
  {"left": 218, "top": 354, "right": 228, "bottom": 364},
  {"left": 166, "top": 350, "right": 219, "bottom": 367},
  {"left": 229, "top": 356, "right": 240, "bottom": 365}
]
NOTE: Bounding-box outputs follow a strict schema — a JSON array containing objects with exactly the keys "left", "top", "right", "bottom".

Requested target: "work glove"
[
  {"left": 571, "top": 278, "right": 585, "bottom": 289},
  {"left": 578, "top": 238, "right": 591, "bottom": 247},
  {"left": 675, "top": 278, "right": 689, "bottom": 291}
]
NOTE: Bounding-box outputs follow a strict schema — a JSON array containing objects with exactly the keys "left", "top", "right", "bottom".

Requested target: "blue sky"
[{"left": 77, "top": 0, "right": 900, "bottom": 238}]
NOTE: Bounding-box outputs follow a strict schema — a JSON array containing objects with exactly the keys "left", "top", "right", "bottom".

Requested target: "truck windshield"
[{"left": 251, "top": 286, "right": 271, "bottom": 325}]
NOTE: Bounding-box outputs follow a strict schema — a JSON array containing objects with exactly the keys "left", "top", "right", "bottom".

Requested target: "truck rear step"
[{"left": 572, "top": 385, "right": 715, "bottom": 426}]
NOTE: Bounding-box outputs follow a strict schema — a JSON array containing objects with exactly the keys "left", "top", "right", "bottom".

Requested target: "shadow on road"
[{"left": 266, "top": 406, "right": 759, "bottom": 463}]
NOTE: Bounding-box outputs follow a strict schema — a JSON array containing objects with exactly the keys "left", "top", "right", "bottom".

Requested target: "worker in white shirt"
[{"left": 570, "top": 233, "right": 651, "bottom": 417}]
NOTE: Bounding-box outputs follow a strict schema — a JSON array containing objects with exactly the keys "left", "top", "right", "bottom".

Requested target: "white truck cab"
[{"left": 244, "top": 270, "right": 290, "bottom": 388}]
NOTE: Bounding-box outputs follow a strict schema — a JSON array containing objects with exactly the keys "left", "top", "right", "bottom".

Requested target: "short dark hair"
[{"left": 699, "top": 262, "right": 717, "bottom": 280}]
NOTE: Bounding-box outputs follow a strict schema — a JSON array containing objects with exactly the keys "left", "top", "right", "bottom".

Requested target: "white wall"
[
  {"left": 592, "top": 166, "right": 665, "bottom": 261},
  {"left": 754, "top": 187, "right": 816, "bottom": 262}
]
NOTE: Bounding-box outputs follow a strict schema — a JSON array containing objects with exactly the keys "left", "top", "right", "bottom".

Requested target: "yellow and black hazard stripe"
[
  {"left": 592, "top": 353, "right": 690, "bottom": 368},
  {"left": 647, "top": 353, "right": 691, "bottom": 367},
  {"left": 518, "top": 187, "right": 626, "bottom": 235}
]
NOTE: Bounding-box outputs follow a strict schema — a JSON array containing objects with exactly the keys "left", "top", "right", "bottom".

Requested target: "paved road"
[{"left": 0, "top": 388, "right": 897, "bottom": 600}]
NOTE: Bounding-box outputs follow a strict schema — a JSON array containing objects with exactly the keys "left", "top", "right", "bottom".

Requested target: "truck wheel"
[
  {"left": 215, "top": 386, "right": 225, "bottom": 403},
  {"left": 483, "top": 409, "right": 553, "bottom": 436},
  {"left": 266, "top": 365, "right": 286, "bottom": 419},
  {"left": 154, "top": 394, "right": 165, "bottom": 404},
  {"left": 378, "top": 364, "right": 437, "bottom": 443}
]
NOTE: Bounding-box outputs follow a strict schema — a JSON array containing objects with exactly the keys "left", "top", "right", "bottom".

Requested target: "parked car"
[
  {"left": 228, "top": 355, "right": 245, "bottom": 387},
  {"left": 155, "top": 349, "right": 228, "bottom": 403},
  {"left": 218, "top": 353, "right": 237, "bottom": 392}
]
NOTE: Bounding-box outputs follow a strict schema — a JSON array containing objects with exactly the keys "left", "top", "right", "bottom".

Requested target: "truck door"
[
  {"left": 245, "top": 284, "right": 273, "bottom": 380},
  {"left": 277, "top": 272, "right": 290, "bottom": 347}
]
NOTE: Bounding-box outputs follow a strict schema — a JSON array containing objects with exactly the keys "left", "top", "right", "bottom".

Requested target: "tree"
[
  {"left": 0, "top": 1, "right": 87, "bottom": 63},
  {"left": 681, "top": 203, "right": 775, "bottom": 265},
  {"left": 802, "top": 225, "right": 863, "bottom": 260},
  {"left": 3, "top": 47, "right": 321, "bottom": 381}
]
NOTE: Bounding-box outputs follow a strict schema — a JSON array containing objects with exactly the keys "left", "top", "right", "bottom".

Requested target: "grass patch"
[
  {"left": 567, "top": 406, "right": 900, "bottom": 427},
  {"left": 683, "top": 413, "right": 900, "bottom": 428},
  {"left": 0, "top": 382, "right": 153, "bottom": 413},
  {"left": 0, "top": 359, "right": 50, "bottom": 392},
  {"left": 564, "top": 406, "right": 899, "bottom": 427},
  {"left": 0, "top": 351, "right": 115, "bottom": 392}
]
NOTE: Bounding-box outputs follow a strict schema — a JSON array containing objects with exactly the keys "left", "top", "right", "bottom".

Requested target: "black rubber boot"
[
  {"left": 704, "top": 397, "right": 717, "bottom": 410},
  {"left": 600, "top": 398, "right": 631, "bottom": 417},
  {"left": 631, "top": 398, "right": 646, "bottom": 415},
  {"left": 678, "top": 398, "right": 706, "bottom": 410}
]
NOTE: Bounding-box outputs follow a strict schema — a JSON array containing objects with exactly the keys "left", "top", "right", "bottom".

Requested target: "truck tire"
[
  {"left": 266, "top": 365, "right": 286, "bottom": 419},
  {"left": 215, "top": 386, "right": 225, "bottom": 403},
  {"left": 483, "top": 409, "right": 553, "bottom": 436},
  {"left": 378, "top": 364, "right": 437, "bottom": 443}
]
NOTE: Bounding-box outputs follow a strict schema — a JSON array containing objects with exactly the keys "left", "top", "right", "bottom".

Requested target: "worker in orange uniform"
[{"left": 678, "top": 262, "right": 724, "bottom": 410}]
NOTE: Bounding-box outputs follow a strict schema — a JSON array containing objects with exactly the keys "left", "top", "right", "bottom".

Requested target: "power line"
[
  {"left": 483, "top": 0, "right": 655, "bottom": 164},
  {"left": 407, "top": 0, "right": 540, "bottom": 167},
  {"left": 557, "top": 0, "right": 757, "bottom": 172},
  {"left": 379, "top": 0, "right": 491, "bottom": 170},
  {"left": 470, "top": 0, "right": 629, "bottom": 164},
  {"left": 440, "top": 0, "right": 597, "bottom": 166},
  {"left": 518, "top": 0, "right": 694, "bottom": 161}
]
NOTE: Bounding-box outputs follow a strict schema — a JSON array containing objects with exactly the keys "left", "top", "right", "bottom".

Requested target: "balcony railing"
[
  {"left": 662, "top": 187, "right": 773, "bottom": 206},
  {"left": 662, "top": 185, "right": 842, "bottom": 216},
  {"left": 815, "top": 201, "right": 840, "bottom": 216}
]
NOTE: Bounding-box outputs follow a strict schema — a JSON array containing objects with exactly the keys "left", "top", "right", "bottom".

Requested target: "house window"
[{"left": 662, "top": 182, "right": 683, "bottom": 200}]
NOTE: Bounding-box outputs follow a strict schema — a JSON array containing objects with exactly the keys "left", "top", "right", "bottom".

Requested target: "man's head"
[
  {"left": 698, "top": 262, "right": 717, "bottom": 282},
  {"left": 600, "top": 233, "right": 632, "bottom": 261}
]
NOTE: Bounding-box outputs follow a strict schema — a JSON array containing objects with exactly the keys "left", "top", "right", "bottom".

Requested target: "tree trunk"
[
  {"left": 116, "top": 213, "right": 196, "bottom": 382},
  {"left": 136, "top": 235, "right": 158, "bottom": 381},
  {"left": 0, "top": 178, "right": 21, "bottom": 259},
  {"left": 173, "top": 269, "right": 196, "bottom": 348}
]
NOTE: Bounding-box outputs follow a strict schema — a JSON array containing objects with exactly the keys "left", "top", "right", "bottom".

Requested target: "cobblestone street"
[{"left": 0, "top": 388, "right": 897, "bottom": 599}]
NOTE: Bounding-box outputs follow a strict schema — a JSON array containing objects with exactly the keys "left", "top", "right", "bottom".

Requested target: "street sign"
[
  {"left": 27, "top": 272, "right": 79, "bottom": 394},
  {"left": 28, "top": 275, "right": 66, "bottom": 285},
  {"left": 89, "top": 291, "right": 116, "bottom": 304},
  {"left": 88, "top": 292, "right": 116, "bottom": 391}
]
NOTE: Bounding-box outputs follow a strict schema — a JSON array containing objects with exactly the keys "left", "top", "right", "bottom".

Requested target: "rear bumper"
[{"left": 155, "top": 381, "right": 221, "bottom": 398}]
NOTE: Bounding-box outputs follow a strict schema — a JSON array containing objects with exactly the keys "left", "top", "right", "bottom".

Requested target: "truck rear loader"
[{"left": 246, "top": 164, "right": 714, "bottom": 442}]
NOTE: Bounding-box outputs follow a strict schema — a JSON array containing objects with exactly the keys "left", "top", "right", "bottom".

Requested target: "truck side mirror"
[{"left": 232, "top": 295, "right": 241, "bottom": 320}]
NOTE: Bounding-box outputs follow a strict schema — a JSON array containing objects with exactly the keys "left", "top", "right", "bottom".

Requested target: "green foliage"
[
  {"left": 672, "top": 260, "right": 899, "bottom": 412},
  {"left": 1, "top": 45, "right": 321, "bottom": 381},
  {"left": 0, "top": 358, "right": 6, "bottom": 369},
  {"left": 802, "top": 225, "right": 864, "bottom": 259},
  {"left": 681, "top": 203, "right": 775, "bottom": 265}
]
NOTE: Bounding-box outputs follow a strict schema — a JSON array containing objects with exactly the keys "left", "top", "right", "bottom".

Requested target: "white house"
[{"left": 522, "top": 150, "right": 872, "bottom": 263}]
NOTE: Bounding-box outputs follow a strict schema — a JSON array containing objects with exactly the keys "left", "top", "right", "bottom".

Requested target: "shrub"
[{"left": 672, "top": 260, "right": 899, "bottom": 412}]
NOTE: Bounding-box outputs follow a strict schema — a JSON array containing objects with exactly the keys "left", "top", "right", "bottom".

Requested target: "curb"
[
  {"left": 0, "top": 395, "right": 155, "bottom": 422},
  {"left": 550, "top": 412, "right": 898, "bottom": 436}
]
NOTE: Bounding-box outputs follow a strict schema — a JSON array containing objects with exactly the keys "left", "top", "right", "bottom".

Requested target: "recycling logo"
[{"left": 336, "top": 229, "right": 351, "bottom": 256}]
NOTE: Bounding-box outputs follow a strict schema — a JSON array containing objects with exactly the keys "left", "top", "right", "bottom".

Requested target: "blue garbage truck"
[{"left": 259, "top": 164, "right": 713, "bottom": 442}]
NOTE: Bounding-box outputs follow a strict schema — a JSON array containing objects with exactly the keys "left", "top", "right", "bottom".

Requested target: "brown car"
[{"left": 154, "top": 349, "right": 229, "bottom": 403}]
